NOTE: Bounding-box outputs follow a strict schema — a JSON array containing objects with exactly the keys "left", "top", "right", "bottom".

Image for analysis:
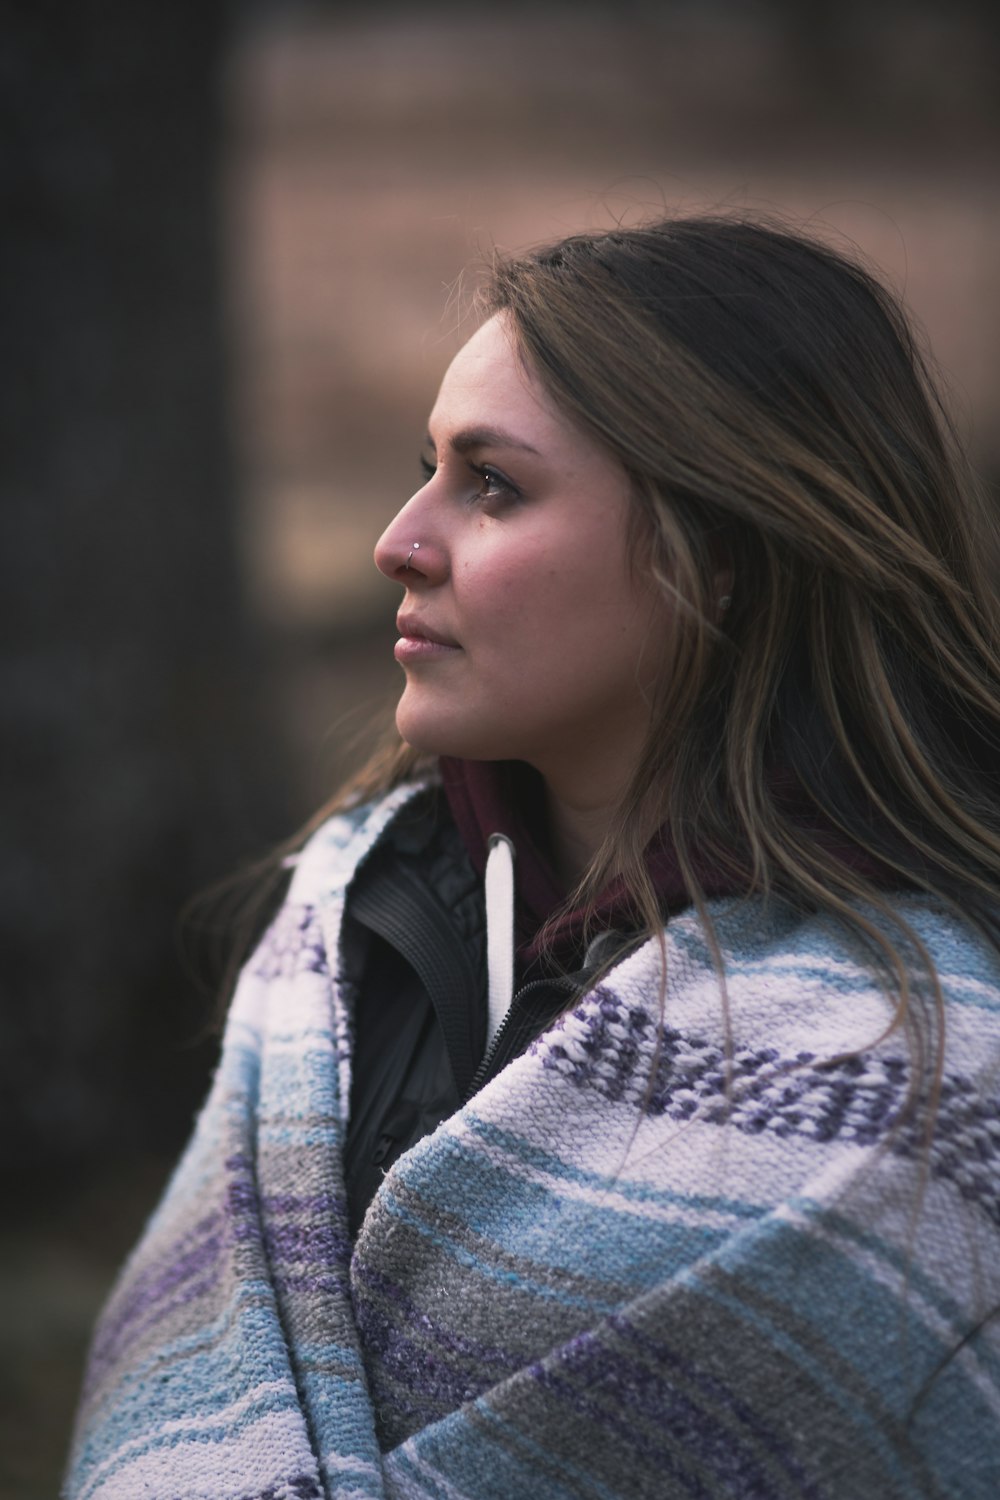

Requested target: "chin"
[
  {"left": 395, "top": 696, "right": 511, "bottom": 762},
  {"left": 394, "top": 698, "right": 461, "bottom": 757}
]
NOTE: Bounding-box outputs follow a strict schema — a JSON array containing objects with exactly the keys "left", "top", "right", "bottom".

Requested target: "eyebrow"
[{"left": 424, "top": 425, "right": 541, "bottom": 457}]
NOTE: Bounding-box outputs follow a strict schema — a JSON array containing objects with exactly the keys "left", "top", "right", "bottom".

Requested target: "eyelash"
[{"left": 418, "top": 455, "right": 520, "bottom": 506}]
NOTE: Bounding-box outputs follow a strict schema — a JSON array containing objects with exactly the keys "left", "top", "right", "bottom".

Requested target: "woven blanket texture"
[{"left": 65, "top": 785, "right": 1000, "bottom": 1499}]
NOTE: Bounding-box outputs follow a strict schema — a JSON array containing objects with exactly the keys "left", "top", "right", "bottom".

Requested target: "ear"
[
  {"left": 714, "top": 566, "right": 734, "bottom": 615},
  {"left": 709, "top": 538, "right": 735, "bottom": 619}
]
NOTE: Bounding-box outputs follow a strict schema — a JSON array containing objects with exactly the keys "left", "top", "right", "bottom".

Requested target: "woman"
[{"left": 66, "top": 218, "right": 1000, "bottom": 1499}]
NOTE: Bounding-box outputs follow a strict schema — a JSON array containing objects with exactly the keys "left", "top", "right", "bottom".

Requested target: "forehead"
[{"left": 429, "top": 315, "right": 562, "bottom": 440}]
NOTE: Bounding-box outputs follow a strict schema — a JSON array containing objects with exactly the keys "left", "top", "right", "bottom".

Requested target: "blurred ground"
[{"left": 8, "top": 4, "right": 1000, "bottom": 1494}]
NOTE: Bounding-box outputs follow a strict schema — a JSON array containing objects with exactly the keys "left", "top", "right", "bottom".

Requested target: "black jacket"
[{"left": 340, "top": 786, "right": 630, "bottom": 1236}]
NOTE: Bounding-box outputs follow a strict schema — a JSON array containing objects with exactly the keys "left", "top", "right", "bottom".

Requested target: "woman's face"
[{"left": 374, "top": 314, "right": 672, "bottom": 799}]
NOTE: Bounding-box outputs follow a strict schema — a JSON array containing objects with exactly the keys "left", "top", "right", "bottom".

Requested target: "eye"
[
  {"left": 419, "top": 454, "right": 436, "bottom": 482},
  {"left": 470, "top": 462, "right": 519, "bottom": 506}
]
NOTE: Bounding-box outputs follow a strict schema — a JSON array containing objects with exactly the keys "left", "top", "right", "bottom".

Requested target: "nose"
[
  {"left": 374, "top": 518, "right": 423, "bottom": 583},
  {"left": 374, "top": 491, "right": 440, "bottom": 583}
]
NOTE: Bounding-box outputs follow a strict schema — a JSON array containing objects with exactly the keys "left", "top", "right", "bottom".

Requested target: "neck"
[
  {"left": 532, "top": 728, "right": 649, "bottom": 889},
  {"left": 543, "top": 785, "right": 620, "bottom": 889}
]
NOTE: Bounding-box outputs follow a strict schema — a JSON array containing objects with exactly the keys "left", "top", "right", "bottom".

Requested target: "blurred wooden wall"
[{"left": 225, "top": 2, "right": 1000, "bottom": 812}]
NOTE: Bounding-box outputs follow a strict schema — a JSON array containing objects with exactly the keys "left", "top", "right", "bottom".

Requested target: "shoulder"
[
  {"left": 609, "top": 889, "right": 1000, "bottom": 1063},
  {"left": 543, "top": 892, "right": 1000, "bottom": 1212}
]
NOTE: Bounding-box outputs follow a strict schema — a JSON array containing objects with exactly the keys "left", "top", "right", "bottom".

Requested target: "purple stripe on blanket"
[
  {"left": 272, "top": 1271, "right": 352, "bottom": 1297},
  {"left": 226, "top": 1161, "right": 353, "bottom": 1269},
  {"left": 353, "top": 1261, "right": 521, "bottom": 1412},
  {"left": 263, "top": 1193, "right": 352, "bottom": 1264},
  {"left": 88, "top": 1265, "right": 224, "bottom": 1384},
  {"left": 87, "top": 1216, "right": 225, "bottom": 1372},
  {"left": 87, "top": 1153, "right": 357, "bottom": 1387},
  {"left": 261, "top": 1191, "right": 345, "bottom": 1216},
  {"left": 225, "top": 1154, "right": 262, "bottom": 1237},
  {"left": 249, "top": 903, "right": 330, "bottom": 982},
  {"left": 527, "top": 1316, "right": 820, "bottom": 1500},
  {"left": 227, "top": 1161, "right": 350, "bottom": 1221},
  {"left": 232, "top": 1474, "right": 323, "bottom": 1500},
  {"left": 264, "top": 1221, "right": 352, "bottom": 1266},
  {"left": 605, "top": 1311, "right": 822, "bottom": 1496},
  {"left": 538, "top": 1005, "right": 1000, "bottom": 1224}
]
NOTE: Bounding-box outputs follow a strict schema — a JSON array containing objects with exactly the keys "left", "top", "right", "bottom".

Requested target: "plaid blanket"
[{"left": 65, "top": 784, "right": 1000, "bottom": 1498}]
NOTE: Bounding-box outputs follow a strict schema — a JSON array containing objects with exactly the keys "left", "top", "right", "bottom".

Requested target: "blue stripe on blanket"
[
  {"left": 794, "top": 1196, "right": 1000, "bottom": 1383},
  {"left": 666, "top": 904, "right": 1000, "bottom": 1012},
  {"left": 73, "top": 1385, "right": 308, "bottom": 1500},
  {"left": 385, "top": 1135, "right": 757, "bottom": 1291},
  {"left": 374, "top": 1181, "right": 624, "bottom": 1316},
  {"left": 461, "top": 1116, "right": 768, "bottom": 1218},
  {"left": 394, "top": 1402, "right": 623, "bottom": 1500},
  {"left": 75, "top": 1293, "right": 301, "bottom": 1436}
]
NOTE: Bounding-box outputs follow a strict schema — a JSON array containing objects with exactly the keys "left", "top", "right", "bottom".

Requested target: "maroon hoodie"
[{"left": 440, "top": 756, "right": 901, "bottom": 974}]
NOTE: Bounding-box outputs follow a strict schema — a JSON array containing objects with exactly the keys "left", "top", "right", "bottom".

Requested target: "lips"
[
  {"left": 395, "top": 614, "right": 460, "bottom": 648},
  {"left": 393, "top": 614, "right": 462, "bottom": 666}
]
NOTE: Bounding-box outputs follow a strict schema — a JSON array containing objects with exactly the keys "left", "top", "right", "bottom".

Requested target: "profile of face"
[{"left": 374, "top": 314, "right": 672, "bottom": 800}]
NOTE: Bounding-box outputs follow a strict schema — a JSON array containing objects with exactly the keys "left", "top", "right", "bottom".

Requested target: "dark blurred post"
[{"left": 0, "top": 2, "right": 287, "bottom": 1185}]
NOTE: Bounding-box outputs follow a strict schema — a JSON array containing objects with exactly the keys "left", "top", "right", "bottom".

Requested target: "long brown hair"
[
  {"left": 494, "top": 218, "right": 1000, "bottom": 1087},
  {"left": 253, "top": 217, "right": 1000, "bottom": 1080}
]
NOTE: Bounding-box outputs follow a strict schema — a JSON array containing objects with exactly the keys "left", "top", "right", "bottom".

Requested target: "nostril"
[{"left": 373, "top": 529, "right": 410, "bottom": 581}]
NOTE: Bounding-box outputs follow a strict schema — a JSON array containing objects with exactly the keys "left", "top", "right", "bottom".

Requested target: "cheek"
[{"left": 458, "top": 549, "right": 555, "bottom": 629}]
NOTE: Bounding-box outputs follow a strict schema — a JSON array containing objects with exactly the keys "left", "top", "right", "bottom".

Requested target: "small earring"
[
  {"left": 719, "top": 594, "right": 732, "bottom": 611},
  {"left": 406, "top": 542, "right": 421, "bottom": 569}
]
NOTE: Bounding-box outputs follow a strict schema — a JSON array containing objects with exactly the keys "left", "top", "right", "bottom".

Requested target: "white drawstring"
[{"left": 484, "top": 833, "right": 516, "bottom": 1055}]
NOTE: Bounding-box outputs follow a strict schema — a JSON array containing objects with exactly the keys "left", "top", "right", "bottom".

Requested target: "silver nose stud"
[{"left": 406, "top": 542, "right": 421, "bottom": 569}]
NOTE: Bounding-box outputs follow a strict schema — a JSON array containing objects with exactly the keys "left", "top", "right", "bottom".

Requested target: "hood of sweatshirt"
[{"left": 439, "top": 756, "right": 902, "bottom": 972}]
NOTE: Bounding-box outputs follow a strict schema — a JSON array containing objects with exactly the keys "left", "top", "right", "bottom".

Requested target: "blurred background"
[{"left": 2, "top": 1, "right": 999, "bottom": 1492}]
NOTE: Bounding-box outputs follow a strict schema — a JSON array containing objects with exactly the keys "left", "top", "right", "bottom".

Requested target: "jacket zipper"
[
  {"left": 461, "top": 929, "right": 648, "bottom": 1104},
  {"left": 462, "top": 974, "right": 578, "bottom": 1103}
]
